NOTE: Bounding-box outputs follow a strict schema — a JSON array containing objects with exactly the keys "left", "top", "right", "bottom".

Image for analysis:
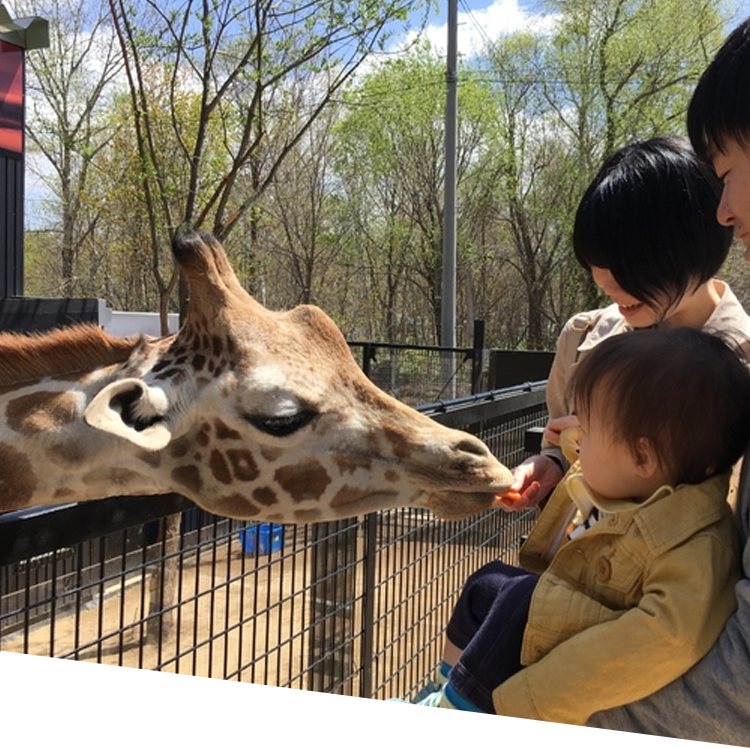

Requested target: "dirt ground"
[
  {"left": 0, "top": 516, "right": 494, "bottom": 748},
  {"left": 0, "top": 544, "right": 330, "bottom": 748}
]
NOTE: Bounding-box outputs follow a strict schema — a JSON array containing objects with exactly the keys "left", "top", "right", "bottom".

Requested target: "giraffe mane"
[{"left": 0, "top": 325, "right": 144, "bottom": 386}]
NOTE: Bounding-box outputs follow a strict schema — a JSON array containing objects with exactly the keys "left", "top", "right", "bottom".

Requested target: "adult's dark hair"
[
  {"left": 688, "top": 17, "right": 750, "bottom": 162},
  {"left": 573, "top": 136, "right": 732, "bottom": 313},
  {"left": 571, "top": 326, "right": 750, "bottom": 486}
]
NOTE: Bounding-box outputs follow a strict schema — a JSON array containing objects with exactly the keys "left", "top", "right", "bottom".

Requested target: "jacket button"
[{"left": 596, "top": 557, "right": 612, "bottom": 583}]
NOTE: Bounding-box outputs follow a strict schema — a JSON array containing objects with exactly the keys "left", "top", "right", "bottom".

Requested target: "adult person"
[
  {"left": 503, "top": 135, "right": 750, "bottom": 512},
  {"left": 587, "top": 17, "right": 750, "bottom": 741}
]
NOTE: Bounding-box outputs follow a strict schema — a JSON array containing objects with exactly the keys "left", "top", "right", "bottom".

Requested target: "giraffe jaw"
[{"left": 425, "top": 491, "right": 502, "bottom": 521}]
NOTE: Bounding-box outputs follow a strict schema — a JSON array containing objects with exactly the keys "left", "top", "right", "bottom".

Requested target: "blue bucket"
[{"left": 239, "top": 523, "right": 284, "bottom": 554}]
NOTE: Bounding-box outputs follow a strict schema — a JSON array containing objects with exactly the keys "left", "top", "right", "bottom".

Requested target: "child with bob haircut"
[{"left": 408, "top": 326, "right": 750, "bottom": 726}]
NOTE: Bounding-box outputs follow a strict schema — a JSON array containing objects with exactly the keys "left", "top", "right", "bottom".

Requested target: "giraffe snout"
[{"left": 453, "top": 436, "right": 492, "bottom": 458}]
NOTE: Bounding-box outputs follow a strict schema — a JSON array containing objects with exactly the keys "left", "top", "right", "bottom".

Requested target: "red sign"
[{"left": 0, "top": 41, "right": 23, "bottom": 154}]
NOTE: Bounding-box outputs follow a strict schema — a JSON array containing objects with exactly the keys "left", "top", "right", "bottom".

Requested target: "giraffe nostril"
[{"left": 455, "top": 437, "right": 490, "bottom": 458}]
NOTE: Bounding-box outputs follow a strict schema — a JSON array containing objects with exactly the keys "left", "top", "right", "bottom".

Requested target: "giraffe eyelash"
[{"left": 243, "top": 410, "right": 318, "bottom": 437}]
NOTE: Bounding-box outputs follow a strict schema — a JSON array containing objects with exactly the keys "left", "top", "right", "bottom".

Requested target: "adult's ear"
[{"left": 83, "top": 379, "right": 172, "bottom": 450}]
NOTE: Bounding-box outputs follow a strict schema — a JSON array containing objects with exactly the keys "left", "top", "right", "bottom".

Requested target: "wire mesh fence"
[
  {"left": 348, "top": 341, "right": 485, "bottom": 406},
  {"left": 0, "top": 382, "right": 548, "bottom": 701}
]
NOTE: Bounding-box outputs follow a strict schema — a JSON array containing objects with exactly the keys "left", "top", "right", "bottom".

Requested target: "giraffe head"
[{"left": 81, "top": 230, "right": 513, "bottom": 523}]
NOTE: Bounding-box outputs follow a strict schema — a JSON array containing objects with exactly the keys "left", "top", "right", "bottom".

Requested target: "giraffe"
[{"left": 0, "top": 230, "right": 513, "bottom": 524}]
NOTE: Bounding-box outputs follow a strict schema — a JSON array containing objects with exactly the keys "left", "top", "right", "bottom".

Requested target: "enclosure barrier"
[{"left": 0, "top": 381, "right": 547, "bottom": 701}]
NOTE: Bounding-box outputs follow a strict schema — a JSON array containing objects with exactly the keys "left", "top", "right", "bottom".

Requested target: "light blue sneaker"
[
  {"left": 412, "top": 680, "right": 442, "bottom": 703},
  {"left": 372, "top": 694, "right": 484, "bottom": 748}
]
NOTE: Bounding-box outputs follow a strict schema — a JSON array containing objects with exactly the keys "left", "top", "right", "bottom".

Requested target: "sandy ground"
[
  {"left": 0, "top": 544, "right": 326, "bottom": 748},
  {"left": 0, "top": 515, "right": 526, "bottom": 699}
]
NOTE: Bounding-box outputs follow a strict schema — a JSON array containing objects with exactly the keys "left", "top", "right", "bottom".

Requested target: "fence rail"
[{"left": 0, "top": 381, "right": 548, "bottom": 701}]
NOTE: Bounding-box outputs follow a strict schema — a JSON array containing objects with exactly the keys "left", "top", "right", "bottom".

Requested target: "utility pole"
[{"left": 440, "top": 0, "right": 458, "bottom": 395}]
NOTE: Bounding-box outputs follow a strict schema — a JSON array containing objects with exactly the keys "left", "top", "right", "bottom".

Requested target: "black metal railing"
[{"left": 0, "top": 381, "right": 548, "bottom": 701}]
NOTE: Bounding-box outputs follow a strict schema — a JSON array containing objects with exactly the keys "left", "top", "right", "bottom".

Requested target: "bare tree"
[{"left": 21, "top": 0, "right": 124, "bottom": 296}]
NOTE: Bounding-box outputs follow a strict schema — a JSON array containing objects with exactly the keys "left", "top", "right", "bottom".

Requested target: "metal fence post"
[
  {"left": 306, "top": 519, "right": 359, "bottom": 694},
  {"left": 471, "top": 319, "right": 486, "bottom": 395},
  {"left": 359, "top": 513, "right": 377, "bottom": 697}
]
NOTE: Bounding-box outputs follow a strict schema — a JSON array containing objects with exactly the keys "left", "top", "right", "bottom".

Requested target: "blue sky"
[{"left": 401, "top": 0, "right": 750, "bottom": 57}]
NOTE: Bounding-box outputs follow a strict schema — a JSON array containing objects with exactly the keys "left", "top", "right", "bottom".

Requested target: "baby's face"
[{"left": 576, "top": 405, "right": 652, "bottom": 501}]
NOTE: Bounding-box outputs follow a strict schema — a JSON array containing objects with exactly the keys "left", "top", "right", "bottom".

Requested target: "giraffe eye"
[{"left": 244, "top": 410, "right": 318, "bottom": 437}]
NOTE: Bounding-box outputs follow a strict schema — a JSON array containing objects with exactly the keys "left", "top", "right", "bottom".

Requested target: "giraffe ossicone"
[{"left": 0, "top": 230, "right": 514, "bottom": 524}]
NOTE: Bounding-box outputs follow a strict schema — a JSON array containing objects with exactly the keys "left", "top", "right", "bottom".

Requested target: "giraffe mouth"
[{"left": 425, "top": 491, "right": 498, "bottom": 521}]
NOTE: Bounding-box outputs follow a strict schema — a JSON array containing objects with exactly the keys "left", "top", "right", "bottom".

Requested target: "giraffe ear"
[{"left": 83, "top": 379, "right": 173, "bottom": 450}]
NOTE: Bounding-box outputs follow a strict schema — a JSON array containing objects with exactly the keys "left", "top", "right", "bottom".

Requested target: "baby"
[{"left": 411, "top": 326, "right": 750, "bottom": 724}]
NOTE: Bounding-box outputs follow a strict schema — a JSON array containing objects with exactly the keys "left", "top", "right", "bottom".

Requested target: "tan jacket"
[{"left": 491, "top": 468, "right": 741, "bottom": 725}]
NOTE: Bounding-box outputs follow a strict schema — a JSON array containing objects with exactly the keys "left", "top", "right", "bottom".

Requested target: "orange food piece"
[{"left": 498, "top": 489, "right": 523, "bottom": 503}]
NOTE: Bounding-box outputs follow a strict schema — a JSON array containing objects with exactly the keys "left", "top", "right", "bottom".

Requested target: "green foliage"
[{"left": 21, "top": 0, "right": 737, "bottom": 353}]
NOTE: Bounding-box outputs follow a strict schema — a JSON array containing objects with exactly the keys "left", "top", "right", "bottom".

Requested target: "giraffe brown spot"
[
  {"left": 0, "top": 442, "right": 37, "bottom": 509},
  {"left": 366, "top": 430, "right": 381, "bottom": 453},
  {"left": 172, "top": 465, "right": 203, "bottom": 494},
  {"left": 193, "top": 354, "right": 206, "bottom": 372},
  {"left": 333, "top": 453, "right": 373, "bottom": 475},
  {"left": 169, "top": 440, "right": 190, "bottom": 459},
  {"left": 214, "top": 419, "right": 240, "bottom": 440},
  {"left": 212, "top": 335, "right": 223, "bottom": 358},
  {"left": 209, "top": 449, "right": 232, "bottom": 484},
  {"left": 196, "top": 424, "right": 211, "bottom": 448},
  {"left": 212, "top": 493, "right": 261, "bottom": 518},
  {"left": 384, "top": 425, "right": 412, "bottom": 459},
  {"left": 46, "top": 441, "right": 85, "bottom": 466},
  {"left": 275, "top": 459, "right": 331, "bottom": 503},
  {"left": 6, "top": 391, "right": 79, "bottom": 436},
  {"left": 294, "top": 508, "right": 323, "bottom": 523},
  {"left": 53, "top": 487, "right": 76, "bottom": 500},
  {"left": 137, "top": 450, "right": 162, "bottom": 468},
  {"left": 260, "top": 447, "right": 283, "bottom": 463},
  {"left": 253, "top": 486, "right": 279, "bottom": 506},
  {"left": 161, "top": 369, "right": 187, "bottom": 386},
  {"left": 384, "top": 469, "right": 399, "bottom": 483},
  {"left": 82, "top": 468, "right": 140, "bottom": 486},
  {"left": 227, "top": 449, "right": 260, "bottom": 481},
  {"left": 330, "top": 485, "right": 375, "bottom": 508}
]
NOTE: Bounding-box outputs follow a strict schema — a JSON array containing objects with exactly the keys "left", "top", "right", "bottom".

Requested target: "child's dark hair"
[
  {"left": 688, "top": 17, "right": 750, "bottom": 162},
  {"left": 571, "top": 327, "right": 750, "bottom": 486},
  {"left": 573, "top": 136, "right": 732, "bottom": 314}
]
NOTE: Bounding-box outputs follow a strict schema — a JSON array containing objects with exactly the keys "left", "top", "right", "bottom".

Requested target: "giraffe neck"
[{"left": 0, "top": 326, "right": 178, "bottom": 512}]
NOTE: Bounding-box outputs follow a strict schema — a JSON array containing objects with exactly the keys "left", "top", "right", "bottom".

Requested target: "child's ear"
[{"left": 633, "top": 437, "right": 659, "bottom": 478}]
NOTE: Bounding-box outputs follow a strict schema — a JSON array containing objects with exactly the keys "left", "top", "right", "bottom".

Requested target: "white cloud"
[{"left": 397, "top": 0, "right": 558, "bottom": 57}]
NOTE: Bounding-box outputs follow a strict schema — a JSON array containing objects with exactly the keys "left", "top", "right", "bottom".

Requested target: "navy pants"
[{"left": 446, "top": 560, "right": 539, "bottom": 713}]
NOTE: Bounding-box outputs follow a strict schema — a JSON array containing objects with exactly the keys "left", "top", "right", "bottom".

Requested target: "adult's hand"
[
  {"left": 493, "top": 454, "right": 564, "bottom": 512},
  {"left": 543, "top": 414, "right": 581, "bottom": 447}
]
